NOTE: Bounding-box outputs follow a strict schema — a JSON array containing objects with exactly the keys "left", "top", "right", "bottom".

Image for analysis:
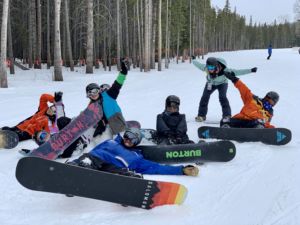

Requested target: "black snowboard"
[
  {"left": 0, "top": 130, "right": 19, "bottom": 149},
  {"left": 16, "top": 157, "right": 187, "bottom": 210},
  {"left": 198, "top": 126, "right": 292, "bottom": 145},
  {"left": 139, "top": 141, "right": 236, "bottom": 163}
]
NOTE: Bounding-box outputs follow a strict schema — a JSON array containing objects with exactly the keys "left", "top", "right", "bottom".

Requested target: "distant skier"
[
  {"left": 156, "top": 95, "right": 193, "bottom": 145},
  {"left": 1, "top": 92, "right": 64, "bottom": 144},
  {"left": 267, "top": 44, "right": 272, "bottom": 60},
  {"left": 192, "top": 56, "right": 257, "bottom": 122},
  {"left": 220, "top": 71, "right": 279, "bottom": 128},
  {"left": 68, "top": 127, "right": 199, "bottom": 177}
]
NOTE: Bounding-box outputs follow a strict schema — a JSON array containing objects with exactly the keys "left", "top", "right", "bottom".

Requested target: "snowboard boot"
[{"left": 195, "top": 116, "right": 206, "bottom": 122}]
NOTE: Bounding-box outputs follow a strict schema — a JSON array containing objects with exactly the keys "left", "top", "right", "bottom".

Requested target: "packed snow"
[{"left": 0, "top": 48, "right": 299, "bottom": 225}]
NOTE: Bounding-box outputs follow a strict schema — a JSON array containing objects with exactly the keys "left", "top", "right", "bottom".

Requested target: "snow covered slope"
[{"left": 0, "top": 48, "right": 299, "bottom": 225}]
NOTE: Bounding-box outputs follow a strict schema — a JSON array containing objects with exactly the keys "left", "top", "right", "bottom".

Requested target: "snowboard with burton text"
[
  {"left": 16, "top": 157, "right": 187, "bottom": 209},
  {"left": 139, "top": 141, "right": 236, "bottom": 163}
]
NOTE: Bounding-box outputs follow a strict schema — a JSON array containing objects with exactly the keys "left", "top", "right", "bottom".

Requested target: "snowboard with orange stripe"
[{"left": 16, "top": 157, "right": 187, "bottom": 209}]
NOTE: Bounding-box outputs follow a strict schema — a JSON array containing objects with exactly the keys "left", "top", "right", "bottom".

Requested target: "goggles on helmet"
[
  {"left": 123, "top": 131, "right": 139, "bottom": 146},
  {"left": 207, "top": 65, "right": 216, "bottom": 71},
  {"left": 86, "top": 88, "right": 100, "bottom": 98},
  {"left": 263, "top": 100, "right": 273, "bottom": 111}
]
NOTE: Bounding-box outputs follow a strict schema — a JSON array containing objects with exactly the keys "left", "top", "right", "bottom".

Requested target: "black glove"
[
  {"left": 93, "top": 120, "right": 106, "bottom": 137},
  {"left": 191, "top": 55, "right": 196, "bottom": 60},
  {"left": 120, "top": 58, "right": 129, "bottom": 75},
  {"left": 224, "top": 71, "right": 239, "bottom": 83},
  {"left": 251, "top": 67, "right": 257, "bottom": 73},
  {"left": 54, "top": 91, "right": 63, "bottom": 102}
]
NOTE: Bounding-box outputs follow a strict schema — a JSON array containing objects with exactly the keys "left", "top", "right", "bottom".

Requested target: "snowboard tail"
[
  {"left": 16, "top": 157, "right": 187, "bottom": 209},
  {"left": 0, "top": 130, "right": 19, "bottom": 149},
  {"left": 139, "top": 141, "right": 236, "bottom": 163},
  {"left": 198, "top": 126, "right": 292, "bottom": 145}
]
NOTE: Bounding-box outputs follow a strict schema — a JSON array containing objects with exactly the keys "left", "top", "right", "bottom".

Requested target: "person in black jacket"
[{"left": 156, "top": 95, "right": 192, "bottom": 145}]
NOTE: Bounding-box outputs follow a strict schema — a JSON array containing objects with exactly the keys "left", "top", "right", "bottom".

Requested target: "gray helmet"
[
  {"left": 123, "top": 127, "right": 142, "bottom": 146},
  {"left": 165, "top": 95, "right": 180, "bottom": 108},
  {"left": 265, "top": 91, "right": 279, "bottom": 105},
  {"left": 206, "top": 57, "right": 218, "bottom": 67},
  {"left": 86, "top": 83, "right": 100, "bottom": 93}
]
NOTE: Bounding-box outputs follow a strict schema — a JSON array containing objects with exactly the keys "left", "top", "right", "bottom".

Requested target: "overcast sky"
[{"left": 210, "top": 0, "right": 296, "bottom": 24}]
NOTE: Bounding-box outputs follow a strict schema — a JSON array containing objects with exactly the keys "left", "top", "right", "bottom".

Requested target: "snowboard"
[
  {"left": 16, "top": 157, "right": 187, "bottom": 209},
  {"left": 198, "top": 126, "right": 292, "bottom": 145},
  {"left": 139, "top": 141, "right": 236, "bottom": 163},
  {"left": 30, "top": 101, "right": 103, "bottom": 159},
  {"left": 0, "top": 130, "right": 19, "bottom": 149}
]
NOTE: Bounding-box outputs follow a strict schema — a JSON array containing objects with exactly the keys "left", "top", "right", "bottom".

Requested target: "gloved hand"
[
  {"left": 251, "top": 67, "right": 257, "bottom": 73},
  {"left": 224, "top": 71, "right": 239, "bottom": 83},
  {"left": 191, "top": 55, "right": 196, "bottom": 60},
  {"left": 120, "top": 58, "right": 129, "bottom": 75},
  {"left": 93, "top": 120, "right": 106, "bottom": 137},
  {"left": 183, "top": 165, "right": 199, "bottom": 176},
  {"left": 54, "top": 91, "right": 63, "bottom": 102}
]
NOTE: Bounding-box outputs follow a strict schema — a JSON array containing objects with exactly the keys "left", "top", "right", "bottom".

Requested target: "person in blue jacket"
[
  {"left": 267, "top": 44, "right": 272, "bottom": 60},
  {"left": 69, "top": 127, "right": 199, "bottom": 177}
]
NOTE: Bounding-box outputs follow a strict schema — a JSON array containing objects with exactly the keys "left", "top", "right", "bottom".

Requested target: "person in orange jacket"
[
  {"left": 220, "top": 72, "right": 279, "bottom": 128},
  {"left": 1, "top": 92, "right": 64, "bottom": 142}
]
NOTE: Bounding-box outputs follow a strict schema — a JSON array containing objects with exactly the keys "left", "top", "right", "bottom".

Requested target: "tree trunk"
[
  {"left": 165, "top": 0, "right": 169, "bottom": 68},
  {"left": 7, "top": 11, "right": 15, "bottom": 75},
  {"left": 86, "top": 0, "right": 94, "bottom": 74},
  {"left": 64, "top": 0, "right": 74, "bottom": 71},
  {"left": 47, "top": 0, "right": 51, "bottom": 69},
  {"left": 0, "top": 0, "right": 9, "bottom": 88},
  {"left": 35, "top": 0, "right": 42, "bottom": 69},
  {"left": 157, "top": 0, "right": 162, "bottom": 71},
  {"left": 144, "top": 0, "right": 151, "bottom": 72},
  {"left": 116, "top": 0, "right": 121, "bottom": 70},
  {"left": 54, "top": 0, "right": 63, "bottom": 81}
]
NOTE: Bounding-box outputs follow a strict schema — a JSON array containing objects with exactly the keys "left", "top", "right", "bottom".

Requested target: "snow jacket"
[
  {"left": 192, "top": 58, "right": 253, "bottom": 86},
  {"left": 268, "top": 45, "right": 272, "bottom": 55},
  {"left": 232, "top": 80, "right": 274, "bottom": 128},
  {"left": 89, "top": 135, "right": 184, "bottom": 175},
  {"left": 16, "top": 94, "right": 57, "bottom": 136}
]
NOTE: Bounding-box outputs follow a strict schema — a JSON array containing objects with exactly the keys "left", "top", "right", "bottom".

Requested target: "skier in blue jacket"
[{"left": 69, "top": 128, "right": 199, "bottom": 177}]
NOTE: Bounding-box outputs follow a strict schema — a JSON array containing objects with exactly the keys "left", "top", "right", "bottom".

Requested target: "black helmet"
[
  {"left": 123, "top": 128, "right": 142, "bottom": 146},
  {"left": 165, "top": 95, "right": 180, "bottom": 108},
  {"left": 206, "top": 57, "right": 218, "bottom": 67},
  {"left": 265, "top": 91, "right": 279, "bottom": 105},
  {"left": 86, "top": 83, "right": 100, "bottom": 93},
  {"left": 99, "top": 83, "right": 111, "bottom": 92}
]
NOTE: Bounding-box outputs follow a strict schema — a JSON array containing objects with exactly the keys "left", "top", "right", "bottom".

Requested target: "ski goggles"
[
  {"left": 207, "top": 65, "right": 216, "bottom": 71},
  {"left": 123, "top": 131, "right": 139, "bottom": 146},
  {"left": 263, "top": 100, "right": 273, "bottom": 111},
  {"left": 87, "top": 88, "right": 100, "bottom": 97}
]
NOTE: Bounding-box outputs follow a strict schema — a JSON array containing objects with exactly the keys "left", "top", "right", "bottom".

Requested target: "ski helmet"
[
  {"left": 206, "top": 57, "right": 218, "bottom": 67},
  {"left": 123, "top": 127, "right": 142, "bottom": 146},
  {"left": 165, "top": 95, "right": 180, "bottom": 108},
  {"left": 86, "top": 83, "right": 100, "bottom": 93},
  {"left": 265, "top": 91, "right": 279, "bottom": 105},
  {"left": 99, "top": 83, "right": 111, "bottom": 93}
]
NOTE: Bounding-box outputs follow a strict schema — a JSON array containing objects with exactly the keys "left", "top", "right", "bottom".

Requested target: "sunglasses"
[
  {"left": 87, "top": 89, "right": 100, "bottom": 97},
  {"left": 123, "top": 132, "right": 139, "bottom": 146},
  {"left": 207, "top": 65, "right": 216, "bottom": 71}
]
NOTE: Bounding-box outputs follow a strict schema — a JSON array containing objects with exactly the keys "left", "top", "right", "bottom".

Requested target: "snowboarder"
[
  {"left": 156, "top": 95, "right": 193, "bottom": 145},
  {"left": 267, "top": 44, "right": 272, "bottom": 60},
  {"left": 192, "top": 56, "right": 257, "bottom": 122},
  {"left": 69, "top": 127, "right": 199, "bottom": 176},
  {"left": 221, "top": 71, "right": 279, "bottom": 128},
  {"left": 1, "top": 92, "right": 64, "bottom": 144}
]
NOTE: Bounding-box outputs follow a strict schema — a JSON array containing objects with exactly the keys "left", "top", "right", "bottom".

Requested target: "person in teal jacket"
[{"left": 192, "top": 56, "right": 257, "bottom": 122}]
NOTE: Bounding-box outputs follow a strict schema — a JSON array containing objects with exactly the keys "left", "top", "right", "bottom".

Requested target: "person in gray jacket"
[{"left": 192, "top": 56, "right": 257, "bottom": 122}]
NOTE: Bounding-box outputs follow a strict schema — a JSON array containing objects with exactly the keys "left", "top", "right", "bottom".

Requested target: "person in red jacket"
[
  {"left": 221, "top": 72, "right": 279, "bottom": 128},
  {"left": 1, "top": 92, "right": 64, "bottom": 142}
]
